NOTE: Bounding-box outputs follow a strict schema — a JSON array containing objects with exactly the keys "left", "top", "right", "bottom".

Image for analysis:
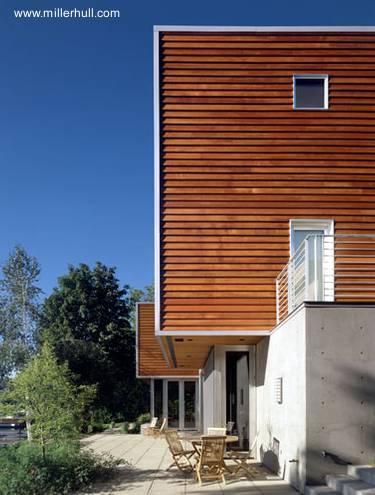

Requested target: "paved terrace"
[{"left": 80, "top": 433, "right": 298, "bottom": 495}]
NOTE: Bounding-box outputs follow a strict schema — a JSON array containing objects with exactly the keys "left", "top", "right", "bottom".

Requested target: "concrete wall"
[
  {"left": 256, "top": 306, "right": 307, "bottom": 491},
  {"left": 305, "top": 305, "right": 375, "bottom": 484},
  {"left": 256, "top": 303, "right": 375, "bottom": 491}
]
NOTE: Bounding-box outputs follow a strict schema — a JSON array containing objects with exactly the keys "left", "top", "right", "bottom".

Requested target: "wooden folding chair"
[
  {"left": 195, "top": 435, "right": 226, "bottom": 485},
  {"left": 144, "top": 417, "right": 158, "bottom": 436},
  {"left": 152, "top": 417, "right": 167, "bottom": 438},
  {"left": 225, "top": 432, "right": 259, "bottom": 479},
  {"left": 207, "top": 427, "right": 227, "bottom": 436},
  {"left": 226, "top": 421, "right": 235, "bottom": 434},
  {"left": 165, "top": 429, "right": 196, "bottom": 472}
]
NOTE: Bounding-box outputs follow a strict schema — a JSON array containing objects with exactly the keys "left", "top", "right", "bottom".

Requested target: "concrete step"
[
  {"left": 325, "top": 475, "right": 375, "bottom": 495},
  {"left": 348, "top": 467, "right": 375, "bottom": 486},
  {"left": 305, "top": 486, "right": 341, "bottom": 495},
  {"left": 343, "top": 481, "right": 375, "bottom": 495},
  {"left": 326, "top": 475, "right": 359, "bottom": 491}
]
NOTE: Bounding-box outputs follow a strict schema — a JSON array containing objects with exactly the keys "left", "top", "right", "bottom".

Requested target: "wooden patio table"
[
  {"left": 181, "top": 434, "right": 238, "bottom": 445},
  {"left": 180, "top": 434, "right": 239, "bottom": 473}
]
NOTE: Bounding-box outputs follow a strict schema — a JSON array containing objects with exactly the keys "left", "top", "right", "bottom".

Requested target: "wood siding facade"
[
  {"left": 157, "top": 29, "right": 375, "bottom": 334},
  {"left": 137, "top": 303, "right": 198, "bottom": 376}
]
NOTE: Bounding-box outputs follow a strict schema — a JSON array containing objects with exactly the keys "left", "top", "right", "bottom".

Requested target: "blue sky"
[{"left": 0, "top": 0, "right": 374, "bottom": 297}]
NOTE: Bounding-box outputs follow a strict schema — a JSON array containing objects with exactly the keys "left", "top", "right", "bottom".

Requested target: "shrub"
[
  {"left": 0, "top": 441, "right": 123, "bottom": 495},
  {"left": 87, "top": 408, "right": 113, "bottom": 433},
  {"left": 137, "top": 412, "right": 151, "bottom": 424},
  {"left": 136, "top": 413, "right": 151, "bottom": 427}
]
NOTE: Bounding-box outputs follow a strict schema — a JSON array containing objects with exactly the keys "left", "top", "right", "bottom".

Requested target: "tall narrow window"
[{"left": 293, "top": 75, "right": 329, "bottom": 110}]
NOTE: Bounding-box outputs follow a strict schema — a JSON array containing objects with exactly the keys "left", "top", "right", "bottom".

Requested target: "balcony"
[{"left": 276, "top": 234, "right": 375, "bottom": 323}]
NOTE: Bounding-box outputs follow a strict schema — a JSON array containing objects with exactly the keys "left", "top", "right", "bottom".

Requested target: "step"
[
  {"left": 305, "top": 486, "right": 341, "bottom": 495},
  {"left": 344, "top": 481, "right": 375, "bottom": 495},
  {"left": 348, "top": 467, "right": 375, "bottom": 486},
  {"left": 326, "top": 475, "right": 359, "bottom": 491}
]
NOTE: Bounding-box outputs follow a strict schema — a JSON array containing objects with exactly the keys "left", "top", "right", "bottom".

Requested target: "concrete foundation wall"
[
  {"left": 256, "top": 307, "right": 307, "bottom": 491},
  {"left": 256, "top": 303, "right": 375, "bottom": 491},
  {"left": 305, "top": 305, "right": 375, "bottom": 484}
]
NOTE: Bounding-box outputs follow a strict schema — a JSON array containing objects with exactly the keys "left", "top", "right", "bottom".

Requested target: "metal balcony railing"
[{"left": 276, "top": 234, "right": 375, "bottom": 323}]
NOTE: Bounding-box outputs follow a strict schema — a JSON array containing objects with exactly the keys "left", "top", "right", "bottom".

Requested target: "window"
[
  {"left": 290, "top": 219, "right": 333, "bottom": 255},
  {"left": 289, "top": 219, "right": 334, "bottom": 302},
  {"left": 293, "top": 75, "right": 328, "bottom": 110}
]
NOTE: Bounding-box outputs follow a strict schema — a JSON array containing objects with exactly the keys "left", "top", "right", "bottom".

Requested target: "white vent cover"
[{"left": 275, "top": 377, "right": 283, "bottom": 404}]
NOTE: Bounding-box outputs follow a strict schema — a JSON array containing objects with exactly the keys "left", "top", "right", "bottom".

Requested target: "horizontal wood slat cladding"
[
  {"left": 137, "top": 303, "right": 198, "bottom": 376},
  {"left": 158, "top": 30, "right": 375, "bottom": 333}
]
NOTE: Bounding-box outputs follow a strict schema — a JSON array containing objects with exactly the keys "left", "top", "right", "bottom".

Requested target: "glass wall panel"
[
  {"left": 167, "top": 381, "right": 179, "bottom": 428},
  {"left": 154, "top": 379, "right": 163, "bottom": 418},
  {"left": 184, "top": 381, "right": 196, "bottom": 429}
]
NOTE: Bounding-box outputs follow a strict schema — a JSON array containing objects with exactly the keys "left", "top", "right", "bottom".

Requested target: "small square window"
[{"left": 293, "top": 75, "right": 328, "bottom": 110}]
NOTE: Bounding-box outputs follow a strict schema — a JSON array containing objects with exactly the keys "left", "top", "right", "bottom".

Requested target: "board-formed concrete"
[{"left": 78, "top": 433, "right": 298, "bottom": 495}]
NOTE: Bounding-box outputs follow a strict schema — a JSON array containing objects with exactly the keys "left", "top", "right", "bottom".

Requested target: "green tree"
[
  {"left": 0, "top": 245, "right": 42, "bottom": 386},
  {"left": 0, "top": 343, "right": 95, "bottom": 460},
  {"left": 38, "top": 263, "right": 148, "bottom": 419}
]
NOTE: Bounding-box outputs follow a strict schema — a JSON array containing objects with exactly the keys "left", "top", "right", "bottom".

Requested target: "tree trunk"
[{"left": 26, "top": 418, "right": 32, "bottom": 441}]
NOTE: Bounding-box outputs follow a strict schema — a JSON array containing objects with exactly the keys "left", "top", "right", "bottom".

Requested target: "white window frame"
[
  {"left": 293, "top": 74, "right": 329, "bottom": 110},
  {"left": 153, "top": 378, "right": 198, "bottom": 431},
  {"left": 289, "top": 219, "right": 334, "bottom": 257},
  {"left": 289, "top": 219, "right": 335, "bottom": 304}
]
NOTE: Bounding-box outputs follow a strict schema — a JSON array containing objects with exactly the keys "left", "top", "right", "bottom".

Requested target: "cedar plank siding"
[
  {"left": 159, "top": 30, "right": 375, "bottom": 333},
  {"left": 137, "top": 303, "right": 198, "bottom": 376}
]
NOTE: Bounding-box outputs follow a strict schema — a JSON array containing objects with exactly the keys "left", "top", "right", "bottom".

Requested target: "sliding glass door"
[
  {"left": 184, "top": 381, "right": 196, "bottom": 429},
  {"left": 164, "top": 379, "right": 197, "bottom": 430},
  {"left": 167, "top": 381, "right": 180, "bottom": 428}
]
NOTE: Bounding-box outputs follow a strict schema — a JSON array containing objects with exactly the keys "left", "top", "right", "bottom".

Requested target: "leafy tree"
[
  {"left": 38, "top": 263, "right": 148, "bottom": 419},
  {"left": 0, "top": 245, "right": 42, "bottom": 386},
  {"left": 0, "top": 343, "right": 95, "bottom": 460}
]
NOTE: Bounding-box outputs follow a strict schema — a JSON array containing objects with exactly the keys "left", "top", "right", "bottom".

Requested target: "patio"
[{"left": 80, "top": 433, "right": 298, "bottom": 495}]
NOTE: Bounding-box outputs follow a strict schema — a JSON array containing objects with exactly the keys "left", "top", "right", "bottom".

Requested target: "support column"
[{"left": 150, "top": 379, "right": 155, "bottom": 417}]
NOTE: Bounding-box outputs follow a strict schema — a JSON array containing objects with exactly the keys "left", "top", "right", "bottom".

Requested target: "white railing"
[{"left": 276, "top": 234, "right": 375, "bottom": 323}]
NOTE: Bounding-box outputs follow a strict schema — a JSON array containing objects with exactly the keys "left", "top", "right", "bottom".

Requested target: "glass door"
[
  {"left": 292, "top": 228, "right": 324, "bottom": 301},
  {"left": 167, "top": 381, "right": 179, "bottom": 428},
  {"left": 226, "top": 352, "right": 249, "bottom": 450},
  {"left": 183, "top": 381, "right": 197, "bottom": 430}
]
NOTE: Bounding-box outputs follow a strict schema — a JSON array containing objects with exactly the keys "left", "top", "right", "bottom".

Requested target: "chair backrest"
[
  {"left": 200, "top": 436, "right": 226, "bottom": 465},
  {"left": 159, "top": 418, "right": 167, "bottom": 433},
  {"left": 150, "top": 417, "right": 158, "bottom": 428},
  {"left": 165, "top": 429, "right": 184, "bottom": 455},
  {"left": 207, "top": 427, "right": 226, "bottom": 436},
  {"left": 226, "top": 421, "right": 235, "bottom": 434}
]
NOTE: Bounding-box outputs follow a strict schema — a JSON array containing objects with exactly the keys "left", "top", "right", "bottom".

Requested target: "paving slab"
[{"left": 79, "top": 433, "right": 298, "bottom": 495}]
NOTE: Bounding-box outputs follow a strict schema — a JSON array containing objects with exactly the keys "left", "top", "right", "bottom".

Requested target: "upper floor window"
[{"left": 293, "top": 75, "right": 329, "bottom": 110}]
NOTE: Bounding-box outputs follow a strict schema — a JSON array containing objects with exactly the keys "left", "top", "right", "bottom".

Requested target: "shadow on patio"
[{"left": 79, "top": 433, "right": 298, "bottom": 495}]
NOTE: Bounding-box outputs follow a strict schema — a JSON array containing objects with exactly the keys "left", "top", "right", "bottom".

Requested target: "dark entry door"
[{"left": 226, "top": 352, "right": 249, "bottom": 450}]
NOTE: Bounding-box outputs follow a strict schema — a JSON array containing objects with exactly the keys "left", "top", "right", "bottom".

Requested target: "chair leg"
[{"left": 197, "top": 471, "right": 202, "bottom": 486}]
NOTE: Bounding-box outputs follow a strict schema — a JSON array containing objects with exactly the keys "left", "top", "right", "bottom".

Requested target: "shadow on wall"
[
  {"left": 256, "top": 337, "right": 269, "bottom": 387},
  {"left": 260, "top": 424, "right": 307, "bottom": 492},
  {"left": 306, "top": 364, "right": 375, "bottom": 485},
  {"left": 260, "top": 424, "right": 281, "bottom": 474},
  {"left": 337, "top": 364, "right": 375, "bottom": 451}
]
